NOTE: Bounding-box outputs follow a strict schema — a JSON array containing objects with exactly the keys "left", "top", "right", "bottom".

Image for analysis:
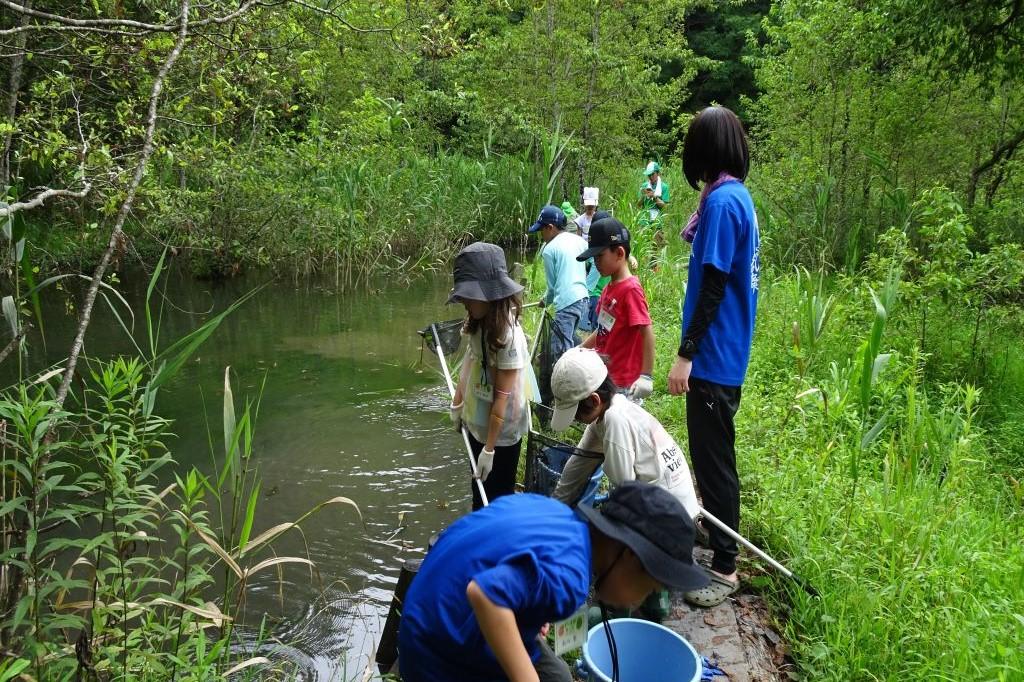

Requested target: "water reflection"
[{"left": 8, "top": 265, "right": 474, "bottom": 680}]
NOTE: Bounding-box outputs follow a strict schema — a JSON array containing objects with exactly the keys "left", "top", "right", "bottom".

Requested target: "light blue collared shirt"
[{"left": 541, "top": 231, "right": 589, "bottom": 311}]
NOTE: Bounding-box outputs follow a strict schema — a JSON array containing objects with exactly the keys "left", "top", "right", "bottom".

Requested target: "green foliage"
[
  {"left": 0, "top": 356, "right": 359, "bottom": 679},
  {"left": 683, "top": 0, "right": 769, "bottom": 121},
  {"left": 637, "top": 256, "right": 1024, "bottom": 680},
  {"left": 751, "top": 0, "right": 1024, "bottom": 272},
  {"left": 887, "top": 0, "right": 1024, "bottom": 78},
  {"left": 2, "top": 0, "right": 706, "bottom": 279}
]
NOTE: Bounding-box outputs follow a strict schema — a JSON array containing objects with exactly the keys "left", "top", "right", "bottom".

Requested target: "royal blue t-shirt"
[
  {"left": 682, "top": 181, "right": 760, "bottom": 387},
  {"left": 398, "top": 494, "right": 591, "bottom": 682}
]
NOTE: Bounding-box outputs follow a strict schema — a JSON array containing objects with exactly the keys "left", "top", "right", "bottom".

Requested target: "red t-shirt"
[{"left": 593, "top": 276, "right": 652, "bottom": 388}]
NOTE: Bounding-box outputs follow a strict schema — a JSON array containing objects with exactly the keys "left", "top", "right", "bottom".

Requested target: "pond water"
[{"left": 10, "top": 265, "right": 489, "bottom": 680}]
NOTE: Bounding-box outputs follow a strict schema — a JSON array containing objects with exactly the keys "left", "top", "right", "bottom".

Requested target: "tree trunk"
[
  {"left": 1, "top": 0, "right": 31, "bottom": 190},
  {"left": 984, "top": 144, "right": 1016, "bottom": 206},
  {"left": 967, "top": 124, "right": 1024, "bottom": 207}
]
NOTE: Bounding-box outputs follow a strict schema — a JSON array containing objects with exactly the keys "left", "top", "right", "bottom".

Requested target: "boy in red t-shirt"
[{"left": 576, "top": 217, "right": 655, "bottom": 399}]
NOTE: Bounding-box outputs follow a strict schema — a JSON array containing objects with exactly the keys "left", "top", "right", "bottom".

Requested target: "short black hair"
[
  {"left": 577, "top": 375, "right": 619, "bottom": 416},
  {"left": 682, "top": 106, "right": 750, "bottom": 191},
  {"left": 610, "top": 243, "right": 631, "bottom": 260}
]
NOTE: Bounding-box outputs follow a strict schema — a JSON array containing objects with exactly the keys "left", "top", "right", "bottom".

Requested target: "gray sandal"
[{"left": 683, "top": 573, "right": 739, "bottom": 608}]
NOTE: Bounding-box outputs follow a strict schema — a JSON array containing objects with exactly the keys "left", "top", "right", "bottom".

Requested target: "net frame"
[
  {"left": 524, "top": 430, "right": 604, "bottom": 505},
  {"left": 418, "top": 319, "right": 465, "bottom": 357}
]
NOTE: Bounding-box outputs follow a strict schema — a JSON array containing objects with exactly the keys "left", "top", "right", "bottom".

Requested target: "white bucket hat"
[
  {"left": 549, "top": 347, "right": 608, "bottom": 432},
  {"left": 582, "top": 186, "right": 599, "bottom": 207}
]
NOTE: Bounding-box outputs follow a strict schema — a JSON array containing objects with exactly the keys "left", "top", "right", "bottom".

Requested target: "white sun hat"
[{"left": 549, "top": 347, "right": 609, "bottom": 432}]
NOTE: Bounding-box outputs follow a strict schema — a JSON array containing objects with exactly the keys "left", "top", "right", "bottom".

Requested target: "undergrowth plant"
[
  {"left": 639, "top": 193, "right": 1024, "bottom": 679},
  {"left": 0, "top": 260, "right": 362, "bottom": 679}
]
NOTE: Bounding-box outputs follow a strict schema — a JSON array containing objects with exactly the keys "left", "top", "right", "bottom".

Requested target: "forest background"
[{"left": 1, "top": 0, "right": 1023, "bottom": 680}]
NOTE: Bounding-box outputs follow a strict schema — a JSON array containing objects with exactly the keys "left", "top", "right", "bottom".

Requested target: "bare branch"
[
  {"left": 0, "top": 185, "right": 93, "bottom": 217},
  {"left": 0, "top": 23, "right": 149, "bottom": 37},
  {"left": 0, "top": 325, "right": 28, "bottom": 366},
  {"left": 0, "top": 0, "right": 258, "bottom": 33},
  {"left": 53, "top": 0, "right": 192, "bottom": 409},
  {"left": 967, "top": 124, "right": 1024, "bottom": 206}
]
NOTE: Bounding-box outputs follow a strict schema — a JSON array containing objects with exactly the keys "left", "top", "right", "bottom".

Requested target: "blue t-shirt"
[
  {"left": 682, "top": 181, "right": 760, "bottom": 387},
  {"left": 398, "top": 495, "right": 591, "bottom": 682}
]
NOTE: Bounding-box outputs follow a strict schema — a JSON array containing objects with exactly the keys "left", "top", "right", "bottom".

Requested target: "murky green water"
[{"left": 10, "top": 266, "right": 478, "bottom": 680}]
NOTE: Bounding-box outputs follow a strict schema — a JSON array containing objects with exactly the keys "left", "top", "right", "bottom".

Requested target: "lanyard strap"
[{"left": 479, "top": 329, "right": 489, "bottom": 386}]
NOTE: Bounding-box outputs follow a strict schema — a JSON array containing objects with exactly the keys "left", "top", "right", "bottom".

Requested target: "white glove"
[
  {"left": 476, "top": 448, "right": 495, "bottom": 482},
  {"left": 450, "top": 401, "right": 463, "bottom": 433},
  {"left": 628, "top": 374, "right": 654, "bottom": 400}
]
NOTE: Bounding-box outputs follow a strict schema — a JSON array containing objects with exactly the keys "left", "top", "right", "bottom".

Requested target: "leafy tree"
[
  {"left": 681, "top": 0, "right": 769, "bottom": 121},
  {"left": 750, "top": 0, "right": 1024, "bottom": 270}
]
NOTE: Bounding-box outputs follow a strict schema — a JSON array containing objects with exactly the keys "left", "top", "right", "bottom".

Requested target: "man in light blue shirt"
[{"left": 528, "top": 205, "right": 589, "bottom": 369}]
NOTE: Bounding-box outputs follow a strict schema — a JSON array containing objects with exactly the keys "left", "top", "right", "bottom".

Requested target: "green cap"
[{"left": 644, "top": 161, "right": 661, "bottom": 176}]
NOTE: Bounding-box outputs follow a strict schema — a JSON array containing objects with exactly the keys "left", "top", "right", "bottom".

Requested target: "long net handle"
[
  {"left": 528, "top": 304, "right": 547, "bottom": 362},
  {"left": 698, "top": 507, "right": 818, "bottom": 597},
  {"left": 431, "top": 324, "right": 489, "bottom": 507}
]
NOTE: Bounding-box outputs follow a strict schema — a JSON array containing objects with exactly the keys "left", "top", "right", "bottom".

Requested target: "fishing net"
[
  {"left": 533, "top": 310, "right": 556, "bottom": 411},
  {"left": 418, "top": 319, "right": 464, "bottom": 358},
  {"left": 523, "top": 430, "right": 604, "bottom": 506}
]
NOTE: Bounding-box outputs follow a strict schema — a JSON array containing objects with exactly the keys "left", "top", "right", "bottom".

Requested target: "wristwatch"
[{"left": 678, "top": 337, "right": 698, "bottom": 360}]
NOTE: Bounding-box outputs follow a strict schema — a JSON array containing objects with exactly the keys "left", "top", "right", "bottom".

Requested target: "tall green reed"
[{"left": 643, "top": 263, "right": 1024, "bottom": 681}]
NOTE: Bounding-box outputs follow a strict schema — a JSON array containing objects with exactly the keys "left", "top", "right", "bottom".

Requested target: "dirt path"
[{"left": 661, "top": 547, "right": 794, "bottom": 681}]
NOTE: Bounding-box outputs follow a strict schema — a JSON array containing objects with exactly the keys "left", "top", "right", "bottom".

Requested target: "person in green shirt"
[
  {"left": 637, "top": 161, "right": 670, "bottom": 228},
  {"left": 560, "top": 201, "right": 579, "bottom": 223}
]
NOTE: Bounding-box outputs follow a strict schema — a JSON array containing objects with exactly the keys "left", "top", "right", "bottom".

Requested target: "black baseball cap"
[
  {"left": 577, "top": 481, "right": 709, "bottom": 591},
  {"left": 577, "top": 217, "right": 630, "bottom": 261}
]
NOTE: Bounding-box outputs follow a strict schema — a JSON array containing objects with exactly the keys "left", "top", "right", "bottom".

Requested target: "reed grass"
[{"left": 639, "top": 260, "right": 1024, "bottom": 680}]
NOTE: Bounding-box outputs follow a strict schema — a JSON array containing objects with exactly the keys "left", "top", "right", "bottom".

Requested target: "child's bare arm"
[
  {"left": 467, "top": 581, "right": 539, "bottom": 682},
  {"left": 640, "top": 324, "right": 655, "bottom": 376},
  {"left": 580, "top": 331, "right": 597, "bottom": 349},
  {"left": 485, "top": 367, "right": 518, "bottom": 452}
]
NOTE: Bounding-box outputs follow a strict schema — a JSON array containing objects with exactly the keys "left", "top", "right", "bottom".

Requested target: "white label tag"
[
  {"left": 552, "top": 606, "right": 588, "bottom": 655},
  {"left": 472, "top": 381, "right": 493, "bottom": 402},
  {"left": 597, "top": 308, "right": 616, "bottom": 332}
]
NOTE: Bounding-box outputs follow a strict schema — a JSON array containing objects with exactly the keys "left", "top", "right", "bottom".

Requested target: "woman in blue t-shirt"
[{"left": 668, "top": 106, "right": 761, "bottom": 608}]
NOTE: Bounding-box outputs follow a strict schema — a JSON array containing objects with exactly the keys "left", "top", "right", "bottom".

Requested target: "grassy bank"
[{"left": 629, "top": 238, "right": 1024, "bottom": 679}]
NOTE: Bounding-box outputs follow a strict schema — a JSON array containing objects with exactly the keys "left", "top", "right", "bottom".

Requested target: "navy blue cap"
[{"left": 528, "top": 204, "right": 568, "bottom": 233}]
